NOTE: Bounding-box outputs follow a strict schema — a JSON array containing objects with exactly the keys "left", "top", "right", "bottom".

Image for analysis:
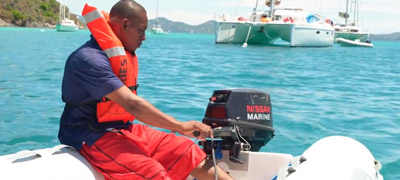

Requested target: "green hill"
[
  {"left": 0, "top": 0, "right": 80, "bottom": 28},
  {"left": 149, "top": 18, "right": 400, "bottom": 41},
  {"left": 148, "top": 17, "right": 216, "bottom": 34},
  {"left": 370, "top": 32, "right": 400, "bottom": 41}
]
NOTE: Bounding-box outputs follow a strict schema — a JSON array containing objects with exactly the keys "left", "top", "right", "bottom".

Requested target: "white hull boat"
[
  {"left": 336, "top": 38, "right": 373, "bottom": 47},
  {"left": 333, "top": 0, "right": 369, "bottom": 42},
  {"left": 56, "top": 19, "right": 79, "bottom": 32},
  {"left": 56, "top": 1, "right": 78, "bottom": 32},
  {"left": 0, "top": 136, "right": 383, "bottom": 180},
  {"left": 149, "top": 0, "right": 168, "bottom": 35},
  {"left": 150, "top": 24, "right": 168, "bottom": 34},
  {"left": 215, "top": 0, "right": 334, "bottom": 47},
  {"left": 0, "top": 89, "right": 382, "bottom": 180},
  {"left": 216, "top": 21, "right": 334, "bottom": 47},
  {"left": 334, "top": 26, "right": 369, "bottom": 42}
]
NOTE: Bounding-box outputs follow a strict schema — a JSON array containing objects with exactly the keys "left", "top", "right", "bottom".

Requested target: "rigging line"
[
  {"left": 319, "top": 0, "right": 325, "bottom": 17},
  {"left": 316, "top": 0, "right": 323, "bottom": 17},
  {"left": 355, "top": 0, "right": 359, "bottom": 26},
  {"left": 233, "top": 0, "right": 243, "bottom": 17}
]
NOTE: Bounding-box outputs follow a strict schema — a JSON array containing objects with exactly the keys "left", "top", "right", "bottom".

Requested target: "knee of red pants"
[
  {"left": 80, "top": 133, "right": 172, "bottom": 180},
  {"left": 102, "top": 169, "right": 173, "bottom": 180}
]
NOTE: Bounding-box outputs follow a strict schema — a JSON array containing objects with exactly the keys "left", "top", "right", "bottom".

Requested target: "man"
[{"left": 58, "top": 0, "right": 233, "bottom": 179}]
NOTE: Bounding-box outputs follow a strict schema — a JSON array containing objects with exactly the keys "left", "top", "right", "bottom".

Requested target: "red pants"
[{"left": 80, "top": 124, "right": 206, "bottom": 180}]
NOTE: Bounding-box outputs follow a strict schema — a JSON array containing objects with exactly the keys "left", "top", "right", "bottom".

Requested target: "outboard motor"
[{"left": 200, "top": 89, "right": 274, "bottom": 163}]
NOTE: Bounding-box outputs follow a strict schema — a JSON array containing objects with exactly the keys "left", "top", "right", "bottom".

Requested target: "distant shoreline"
[
  {"left": 0, "top": 17, "right": 57, "bottom": 28},
  {"left": 1, "top": 17, "right": 399, "bottom": 41}
]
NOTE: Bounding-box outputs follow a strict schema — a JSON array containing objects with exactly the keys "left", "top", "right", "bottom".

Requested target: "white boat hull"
[
  {"left": 56, "top": 23, "right": 78, "bottom": 32},
  {"left": 0, "top": 136, "right": 383, "bottom": 180},
  {"left": 282, "top": 136, "right": 383, "bottom": 180},
  {"left": 150, "top": 26, "right": 168, "bottom": 34},
  {"left": 0, "top": 145, "right": 103, "bottom": 180},
  {"left": 206, "top": 151, "right": 293, "bottom": 180},
  {"left": 290, "top": 23, "right": 335, "bottom": 47},
  {"left": 336, "top": 37, "right": 373, "bottom": 47},
  {"left": 215, "top": 21, "right": 334, "bottom": 47}
]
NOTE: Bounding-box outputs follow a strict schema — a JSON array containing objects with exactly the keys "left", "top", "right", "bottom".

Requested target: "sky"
[{"left": 57, "top": 0, "right": 400, "bottom": 34}]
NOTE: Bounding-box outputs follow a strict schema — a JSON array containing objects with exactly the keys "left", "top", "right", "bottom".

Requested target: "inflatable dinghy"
[
  {"left": 0, "top": 89, "right": 383, "bottom": 180},
  {"left": 336, "top": 37, "right": 374, "bottom": 47},
  {"left": 0, "top": 136, "right": 383, "bottom": 180}
]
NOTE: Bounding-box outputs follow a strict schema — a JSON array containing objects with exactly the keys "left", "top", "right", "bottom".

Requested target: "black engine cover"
[{"left": 202, "top": 88, "right": 274, "bottom": 151}]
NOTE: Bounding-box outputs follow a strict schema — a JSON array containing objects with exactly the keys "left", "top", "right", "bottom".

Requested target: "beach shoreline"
[{"left": 0, "top": 18, "right": 57, "bottom": 28}]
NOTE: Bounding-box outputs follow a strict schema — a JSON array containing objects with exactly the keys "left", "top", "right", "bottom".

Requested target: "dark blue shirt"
[{"left": 58, "top": 36, "right": 132, "bottom": 150}]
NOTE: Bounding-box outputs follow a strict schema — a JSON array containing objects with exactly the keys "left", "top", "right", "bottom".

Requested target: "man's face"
[{"left": 121, "top": 12, "right": 148, "bottom": 52}]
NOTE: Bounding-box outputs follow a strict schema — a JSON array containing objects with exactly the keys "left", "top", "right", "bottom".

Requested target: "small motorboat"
[
  {"left": 0, "top": 89, "right": 383, "bottom": 180},
  {"left": 336, "top": 37, "right": 374, "bottom": 47}
]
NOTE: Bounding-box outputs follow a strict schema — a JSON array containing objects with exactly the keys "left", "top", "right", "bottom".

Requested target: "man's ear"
[{"left": 122, "top": 18, "right": 128, "bottom": 30}]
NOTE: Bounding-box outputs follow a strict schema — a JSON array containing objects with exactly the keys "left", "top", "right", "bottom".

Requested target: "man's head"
[{"left": 109, "top": 0, "right": 148, "bottom": 53}]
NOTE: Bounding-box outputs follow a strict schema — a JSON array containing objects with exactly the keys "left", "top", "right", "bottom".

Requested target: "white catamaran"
[
  {"left": 215, "top": 0, "right": 335, "bottom": 47},
  {"left": 333, "top": 0, "right": 369, "bottom": 42},
  {"left": 55, "top": 0, "right": 78, "bottom": 32}
]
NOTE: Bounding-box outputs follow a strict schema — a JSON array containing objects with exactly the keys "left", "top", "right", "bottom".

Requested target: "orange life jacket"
[{"left": 82, "top": 4, "right": 138, "bottom": 123}]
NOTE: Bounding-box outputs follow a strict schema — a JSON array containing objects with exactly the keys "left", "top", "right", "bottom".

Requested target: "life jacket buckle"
[{"left": 106, "top": 128, "right": 122, "bottom": 134}]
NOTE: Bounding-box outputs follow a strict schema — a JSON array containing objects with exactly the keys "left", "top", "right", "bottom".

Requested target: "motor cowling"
[{"left": 202, "top": 89, "right": 274, "bottom": 154}]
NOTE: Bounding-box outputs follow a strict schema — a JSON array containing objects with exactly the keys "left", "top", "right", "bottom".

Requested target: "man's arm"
[{"left": 105, "top": 86, "right": 212, "bottom": 140}]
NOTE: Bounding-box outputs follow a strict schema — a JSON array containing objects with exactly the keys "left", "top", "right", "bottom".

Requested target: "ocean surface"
[{"left": 0, "top": 27, "right": 399, "bottom": 179}]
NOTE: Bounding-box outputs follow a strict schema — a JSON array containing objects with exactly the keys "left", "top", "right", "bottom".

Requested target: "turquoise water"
[{"left": 0, "top": 27, "right": 399, "bottom": 179}]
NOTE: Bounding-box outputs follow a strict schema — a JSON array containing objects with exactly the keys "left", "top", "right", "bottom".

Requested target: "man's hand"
[{"left": 177, "top": 121, "right": 213, "bottom": 141}]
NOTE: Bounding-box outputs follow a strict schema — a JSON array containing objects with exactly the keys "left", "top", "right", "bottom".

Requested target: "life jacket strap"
[{"left": 129, "top": 84, "right": 139, "bottom": 91}]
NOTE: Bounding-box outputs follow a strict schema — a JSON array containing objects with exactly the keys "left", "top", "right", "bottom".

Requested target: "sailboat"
[
  {"left": 333, "top": 0, "right": 369, "bottom": 42},
  {"left": 56, "top": 0, "right": 78, "bottom": 32},
  {"left": 215, "top": 0, "right": 335, "bottom": 47},
  {"left": 150, "top": 0, "right": 167, "bottom": 34}
]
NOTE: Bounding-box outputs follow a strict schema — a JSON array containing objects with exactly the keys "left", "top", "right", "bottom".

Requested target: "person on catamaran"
[{"left": 58, "top": 0, "right": 233, "bottom": 179}]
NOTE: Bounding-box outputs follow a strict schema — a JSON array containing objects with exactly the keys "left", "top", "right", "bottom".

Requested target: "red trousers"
[{"left": 80, "top": 124, "right": 206, "bottom": 180}]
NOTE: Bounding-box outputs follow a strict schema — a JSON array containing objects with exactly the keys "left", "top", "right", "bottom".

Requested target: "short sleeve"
[{"left": 73, "top": 51, "right": 124, "bottom": 99}]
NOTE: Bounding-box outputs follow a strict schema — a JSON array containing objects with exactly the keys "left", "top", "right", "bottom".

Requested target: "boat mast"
[
  {"left": 251, "top": 0, "right": 259, "bottom": 22},
  {"left": 67, "top": 0, "right": 70, "bottom": 19},
  {"left": 345, "top": 0, "right": 349, "bottom": 25},
  {"left": 155, "top": 0, "right": 159, "bottom": 26},
  {"left": 269, "top": 0, "right": 276, "bottom": 19},
  {"left": 58, "top": 1, "right": 62, "bottom": 22},
  {"left": 354, "top": 0, "right": 358, "bottom": 26}
]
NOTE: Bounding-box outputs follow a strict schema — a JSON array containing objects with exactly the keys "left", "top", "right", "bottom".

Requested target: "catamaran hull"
[
  {"left": 215, "top": 21, "right": 334, "bottom": 47},
  {"left": 0, "top": 136, "right": 383, "bottom": 180},
  {"left": 290, "top": 24, "right": 335, "bottom": 47},
  {"left": 334, "top": 32, "right": 369, "bottom": 42},
  {"left": 215, "top": 22, "right": 287, "bottom": 44}
]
